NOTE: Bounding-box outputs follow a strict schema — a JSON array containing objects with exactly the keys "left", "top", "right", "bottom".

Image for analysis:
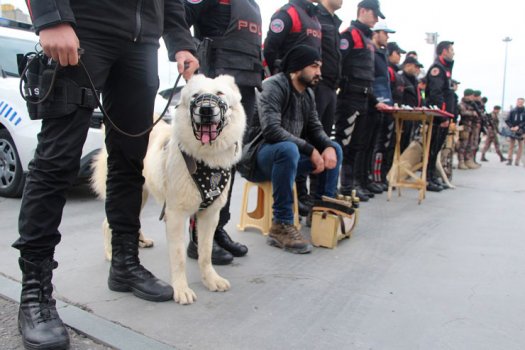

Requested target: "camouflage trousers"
[
  {"left": 471, "top": 121, "right": 482, "bottom": 156},
  {"left": 457, "top": 118, "right": 473, "bottom": 161},
  {"left": 481, "top": 126, "right": 502, "bottom": 155}
]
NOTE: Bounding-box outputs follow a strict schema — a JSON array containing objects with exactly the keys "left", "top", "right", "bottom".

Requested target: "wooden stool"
[{"left": 237, "top": 181, "right": 301, "bottom": 235}]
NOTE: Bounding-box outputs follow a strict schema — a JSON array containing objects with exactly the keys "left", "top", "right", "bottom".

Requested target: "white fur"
[{"left": 91, "top": 74, "right": 245, "bottom": 304}]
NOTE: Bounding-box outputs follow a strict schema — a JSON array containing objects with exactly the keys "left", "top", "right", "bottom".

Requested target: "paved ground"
[
  {"left": 0, "top": 294, "right": 113, "bottom": 350},
  {"left": 1, "top": 151, "right": 524, "bottom": 350}
]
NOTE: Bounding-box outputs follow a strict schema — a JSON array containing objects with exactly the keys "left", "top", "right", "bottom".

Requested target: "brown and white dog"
[
  {"left": 91, "top": 74, "right": 245, "bottom": 304},
  {"left": 387, "top": 139, "right": 455, "bottom": 189}
]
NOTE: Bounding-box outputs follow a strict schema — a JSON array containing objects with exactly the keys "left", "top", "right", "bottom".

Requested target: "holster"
[{"left": 18, "top": 52, "right": 98, "bottom": 120}]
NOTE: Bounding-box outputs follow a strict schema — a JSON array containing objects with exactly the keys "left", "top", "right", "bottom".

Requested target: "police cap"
[
  {"left": 403, "top": 56, "right": 423, "bottom": 68},
  {"left": 358, "top": 0, "right": 385, "bottom": 19},
  {"left": 387, "top": 42, "right": 406, "bottom": 55}
]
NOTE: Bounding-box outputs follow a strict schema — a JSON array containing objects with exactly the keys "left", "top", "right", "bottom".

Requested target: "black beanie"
[{"left": 281, "top": 45, "right": 321, "bottom": 74}]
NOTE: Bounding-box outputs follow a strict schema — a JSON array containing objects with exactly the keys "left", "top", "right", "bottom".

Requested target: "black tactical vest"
[
  {"left": 209, "top": 0, "right": 263, "bottom": 88},
  {"left": 426, "top": 58, "right": 455, "bottom": 114},
  {"left": 341, "top": 25, "right": 375, "bottom": 86},
  {"left": 279, "top": 3, "right": 322, "bottom": 58}
]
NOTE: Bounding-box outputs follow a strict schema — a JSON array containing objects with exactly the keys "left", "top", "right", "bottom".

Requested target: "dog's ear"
[
  {"left": 215, "top": 75, "right": 241, "bottom": 106},
  {"left": 180, "top": 74, "right": 207, "bottom": 104}
]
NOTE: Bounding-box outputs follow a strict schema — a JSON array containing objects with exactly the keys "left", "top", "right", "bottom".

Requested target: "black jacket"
[
  {"left": 184, "top": 0, "right": 262, "bottom": 88},
  {"left": 263, "top": 0, "right": 322, "bottom": 74},
  {"left": 246, "top": 73, "right": 332, "bottom": 157},
  {"left": 315, "top": 3, "right": 342, "bottom": 89},
  {"left": 506, "top": 106, "right": 525, "bottom": 131},
  {"left": 425, "top": 57, "right": 455, "bottom": 114},
  {"left": 399, "top": 72, "right": 420, "bottom": 107},
  {"left": 26, "top": 0, "right": 195, "bottom": 60}
]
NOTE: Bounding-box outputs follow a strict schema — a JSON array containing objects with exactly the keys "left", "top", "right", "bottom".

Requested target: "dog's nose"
[{"left": 199, "top": 106, "right": 214, "bottom": 118}]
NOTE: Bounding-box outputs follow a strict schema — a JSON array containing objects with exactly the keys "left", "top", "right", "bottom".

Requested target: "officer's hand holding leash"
[
  {"left": 175, "top": 50, "right": 199, "bottom": 81},
  {"left": 20, "top": 23, "right": 200, "bottom": 138},
  {"left": 38, "top": 23, "right": 80, "bottom": 67}
]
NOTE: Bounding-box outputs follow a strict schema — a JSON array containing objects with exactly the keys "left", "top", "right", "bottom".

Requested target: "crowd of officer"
[{"left": 185, "top": 0, "right": 523, "bottom": 258}]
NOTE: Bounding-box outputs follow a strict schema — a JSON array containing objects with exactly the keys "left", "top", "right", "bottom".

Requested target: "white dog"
[{"left": 91, "top": 74, "right": 245, "bottom": 304}]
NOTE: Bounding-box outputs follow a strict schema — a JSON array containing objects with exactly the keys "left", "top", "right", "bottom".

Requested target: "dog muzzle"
[{"left": 190, "top": 93, "right": 228, "bottom": 144}]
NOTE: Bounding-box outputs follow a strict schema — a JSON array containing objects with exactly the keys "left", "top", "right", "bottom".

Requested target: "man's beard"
[{"left": 299, "top": 73, "right": 321, "bottom": 88}]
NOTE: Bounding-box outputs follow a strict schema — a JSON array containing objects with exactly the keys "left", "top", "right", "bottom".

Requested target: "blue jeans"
[{"left": 252, "top": 141, "right": 342, "bottom": 225}]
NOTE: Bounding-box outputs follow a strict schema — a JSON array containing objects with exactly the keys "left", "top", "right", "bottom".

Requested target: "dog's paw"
[
  {"left": 138, "top": 237, "right": 154, "bottom": 248},
  {"left": 203, "top": 274, "right": 231, "bottom": 292},
  {"left": 174, "top": 285, "right": 197, "bottom": 305}
]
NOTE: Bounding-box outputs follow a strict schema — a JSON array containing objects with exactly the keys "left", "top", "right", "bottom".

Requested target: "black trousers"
[
  {"left": 217, "top": 85, "right": 256, "bottom": 228},
  {"left": 13, "top": 35, "right": 159, "bottom": 260},
  {"left": 334, "top": 91, "right": 374, "bottom": 189},
  {"left": 427, "top": 120, "right": 449, "bottom": 178},
  {"left": 304, "top": 83, "right": 337, "bottom": 197}
]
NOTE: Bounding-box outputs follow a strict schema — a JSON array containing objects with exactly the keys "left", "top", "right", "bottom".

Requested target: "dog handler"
[{"left": 13, "top": 1, "right": 198, "bottom": 349}]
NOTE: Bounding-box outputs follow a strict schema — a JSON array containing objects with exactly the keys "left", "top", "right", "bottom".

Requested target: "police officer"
[
  {"left": 308, "top": 0, "right": 343, "bottom": 199},
  {"left": 184, "top": 0, "right": 263, "bottom": 265},
  {"left": 263, "top": 0, "right": 322, "bottom": 75},
  {"left": 425, "top": 40, "right": 456, "bottom": 191},
  {"left": 335, "top": 0, "right": 389, "bottom": 201},
  {"left": 13, "top": 1, "right": 198, "bottom": 348},
  {"left": 387, "top": 42, "right": 406, "bottom": 106},
  {"left": 264, "top": 0, "right": 322, "bottom": 214},
  {"left": 398, "top": 56, "right": 424, "bottom": 152},
  {"left": 369, "top": 21, "right": 395, "bottom": 192}
]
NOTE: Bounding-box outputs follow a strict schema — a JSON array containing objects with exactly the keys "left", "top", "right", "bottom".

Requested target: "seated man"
[{"left": 239, "top": 45, "right": 342, "bottom": 254}]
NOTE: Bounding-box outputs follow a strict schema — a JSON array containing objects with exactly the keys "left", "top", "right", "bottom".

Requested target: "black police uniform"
[
  {"left": 263, "top": 0, "right": 322, "bottom": 74},
  {"left": 308, "top": 2, "right": 342, "bottom": 197},
  {"left": 184, "top": 0, "right": 262, "bottom": 261},
  {"left": 314, "top": 2, "right": 342, "bottom": 135},
  {"left": 369, "top": 46, "right": 393, "bottom": 189},
  {"left": 14, "top": 0, "right": 195, "bottom": 261},
  {"left": 425, "top": 56, "right": 455, "bottom": 189},
  {"left": 334, "top": 20, "right": 378, "bottom": 199},
  {"left": 13, "top": 1, "right": 195, "bottom": 348},
  {"left": 398, "top": 72, "right": 421, "bottom": 151}
]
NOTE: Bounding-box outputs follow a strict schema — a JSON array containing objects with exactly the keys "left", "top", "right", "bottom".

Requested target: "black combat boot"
[
  {"left": 214, "top": 227, "right": 248, "bottom": 257},
  {"left": 296, "top": 174, "right": 313, "bottom": 216},
  {"left": 18, "top": 257, "right": 70, "bottom": 350},
  {"left": 186, "top": 215, "right": 233, "bottom": 265},
  {"left": 108, "top": 234, "right": 173, "bottom": 302},
  {"left": 339, "top": 163, "right": 369, "bottom": 202}
]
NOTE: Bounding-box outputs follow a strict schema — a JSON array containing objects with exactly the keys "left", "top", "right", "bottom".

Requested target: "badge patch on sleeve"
[
  {"left": 270, "top": 19, "right": 285, "bottom": 33},
  {"left": 340, "top": 38, "right": 349, "bottom": 50},
  {"left": 430, "top": 67, "right": 440, "bottom": 76}
]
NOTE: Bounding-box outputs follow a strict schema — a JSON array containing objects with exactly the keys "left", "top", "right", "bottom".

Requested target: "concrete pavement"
[{"left": 1, "top": 151, "right": 524, "bottom": 350}]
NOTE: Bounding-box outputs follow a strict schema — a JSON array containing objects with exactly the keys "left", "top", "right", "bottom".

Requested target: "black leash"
[{"left": 19, "top": 50, "right": 183, "bottom": 138}]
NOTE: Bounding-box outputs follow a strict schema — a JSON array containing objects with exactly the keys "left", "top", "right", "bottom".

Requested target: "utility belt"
[
  {"left": 340, "top": 79, "right": 373, "bottom": 96},
  {"left": 18, "top": 52, "right": 98, "bottom": 120}
]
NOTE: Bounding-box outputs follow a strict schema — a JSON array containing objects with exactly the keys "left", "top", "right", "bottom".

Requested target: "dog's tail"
[{"left": 90, "top": 147, "right": 108, "bottom": 200}]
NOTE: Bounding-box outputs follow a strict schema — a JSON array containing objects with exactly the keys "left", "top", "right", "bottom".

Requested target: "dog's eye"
[
  {"left": 216, "top": 91, "right": 224, "bottom": 96},
  {"left": 192, "top": 93, "right": 199, "bottom": 98}
]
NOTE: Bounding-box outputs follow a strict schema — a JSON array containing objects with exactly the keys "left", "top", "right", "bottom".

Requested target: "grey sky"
[{"left": 4, "top": 0, "right": 523, "bottom": 110}]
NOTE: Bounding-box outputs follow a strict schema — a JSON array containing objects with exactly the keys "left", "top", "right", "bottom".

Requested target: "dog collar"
[{"left": 180, "top": 147, "right": 231, "bottom": 211}]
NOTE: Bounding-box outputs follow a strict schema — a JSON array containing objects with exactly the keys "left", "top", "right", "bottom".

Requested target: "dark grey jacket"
[{"left": 247, "top": 73, "right": 332, "bottom": 155}]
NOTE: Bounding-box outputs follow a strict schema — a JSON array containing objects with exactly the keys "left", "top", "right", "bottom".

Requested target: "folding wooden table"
[{"left": 381, "top": 107, "right": 454, "bottom": 204}]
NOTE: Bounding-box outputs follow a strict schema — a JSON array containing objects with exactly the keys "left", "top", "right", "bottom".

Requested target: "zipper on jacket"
[{"left": 133, "top": 0, "right": 143, "bottom": 42}]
